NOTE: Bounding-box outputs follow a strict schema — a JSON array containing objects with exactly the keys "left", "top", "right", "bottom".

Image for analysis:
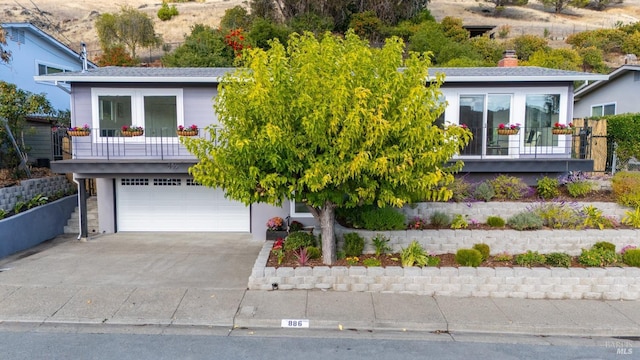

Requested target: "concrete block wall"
[
  {"left": 0, "top": 176, "right": 74, "bottom": 212},
  {"left": 248, "top": 242, "right": 640, "bottom": 300}
]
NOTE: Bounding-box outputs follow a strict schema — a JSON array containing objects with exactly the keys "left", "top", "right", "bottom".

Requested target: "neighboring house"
[
  {"left": 35, "top": 61, "right": 605, "bottom": 239},
  {"left": 1, "top": 22, "right": 97, "bottom": 164},
  {"left": 574, "top": 64, "right": 640, "bottom": 119}
]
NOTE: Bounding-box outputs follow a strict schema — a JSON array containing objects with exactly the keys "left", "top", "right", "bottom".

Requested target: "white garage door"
[{"left": 116, "top": 178, "right": 250, "bottom": 232}]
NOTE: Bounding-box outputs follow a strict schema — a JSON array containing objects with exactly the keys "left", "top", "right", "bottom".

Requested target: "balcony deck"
[{"left": 52, "top": 126, "right": 593, "bottom": 176}]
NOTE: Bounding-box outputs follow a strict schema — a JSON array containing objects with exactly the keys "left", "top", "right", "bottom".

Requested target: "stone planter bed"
[
  {"left": 248, "top": 201, "right": 640, "bottom": 300},
  {"left": 248, "top": 240, "right": 640, "bottom": 300}
]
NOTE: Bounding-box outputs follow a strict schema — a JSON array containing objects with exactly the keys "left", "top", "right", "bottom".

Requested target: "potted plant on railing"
[
  {"left": 177, "top": 124, "right": 198, "bottom": 136},
  {"left": 266, "top": 216, "right": 288, "bottom": 240},
  {"left": 67, "top": 124, "right": 91, "bottom": 137},
  {"left": 497, "top": 123, "right": 520, "bottom": 135},
  {"left": 552, "top": 122, "right": 574, "bottom": 135},
  {"left": 121, "top": 125, "right": 144, "bottom": 137}
]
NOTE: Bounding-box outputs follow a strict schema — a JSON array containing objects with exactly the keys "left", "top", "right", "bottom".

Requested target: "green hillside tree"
[
  {"left": 0, "top": 82, "right": 53, "bottom": 170},
  {"left": 162, "top": 24, "right": 235, "bottom": 67},
  {"left": 525, "top": 48, "right": 582, "bottom": 71},
  {"left": 539, "top": 0, "right": 589, "bottom": 13},
  {"left": 95, "top": 6, "right": 161, "bottom": 58},
  {"left": 183, "top": 31, "right": 471, "bottom": 264}
]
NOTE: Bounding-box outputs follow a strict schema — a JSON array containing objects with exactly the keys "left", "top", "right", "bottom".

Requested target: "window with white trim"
[
  {"left": 38, "top": 64, "right": 66, "bottom": 75},
  {"left": 290, "top": 198, "right": 313, "bottom": 218},
  {"left": 92, "top": 88, "right": 184, "bottom": 138},
  {"left": 591, "top": 103, "right": 615, "bottom": 117}
]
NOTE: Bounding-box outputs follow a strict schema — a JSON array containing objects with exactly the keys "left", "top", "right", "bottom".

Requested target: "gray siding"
[
  {"left": 184, "top": 87, "right": 218, "bottom": 127},
  {"left": 574, "top": 71, "right": 640, "bottom": 118}
]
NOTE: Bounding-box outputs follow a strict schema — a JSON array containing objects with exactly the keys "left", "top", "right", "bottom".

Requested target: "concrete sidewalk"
[{"left": 0, "top": 234, "right": 638, "bottom": 338}]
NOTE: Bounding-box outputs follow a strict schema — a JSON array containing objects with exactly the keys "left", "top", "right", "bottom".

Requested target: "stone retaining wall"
[
  {"left": 248, "top": 200, "right": 640, "bottom": 300},
  {"left": 248, "top": 242, "right": 640, "bottom": 300},
  {"left": 0, "top": 176, "right": 74, "bottom": 212}
]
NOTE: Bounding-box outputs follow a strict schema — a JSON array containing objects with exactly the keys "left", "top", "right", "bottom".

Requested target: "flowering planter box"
[
  {"left": 497, "top": 129, "right": 519, "bottom": 135},
  {"left": 121, "top": 130, "right": 144, "bottom": 137},
  {"left": 552, "top": 129, "right": 573, "bottom": 135},
  {"left": 67, "top": 130, "right": 90, "bottom": 137},
  {"left": 177, "top": 130, "right": 198, "bottom": 136}
]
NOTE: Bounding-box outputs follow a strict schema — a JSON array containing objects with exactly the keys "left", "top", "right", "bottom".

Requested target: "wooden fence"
[{"left": 572, "top": 118, "right": 608, "bottom": 173}]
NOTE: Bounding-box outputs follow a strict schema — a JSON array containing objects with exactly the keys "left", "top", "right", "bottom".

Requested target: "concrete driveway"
[{"left": 0, "top": 233, "right": 262, "bottom": 329}]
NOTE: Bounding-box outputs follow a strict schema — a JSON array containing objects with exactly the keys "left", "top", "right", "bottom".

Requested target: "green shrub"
[
  {"left": 450, "top": 177, "right": 473, "bottom": 202},
  {"left": 371, "top": 234, "right": 392, "bottom": 256},
  {"left": 472, "top": 243, "right": 490, "bottom": 261},
  {"left": 0, "top": 209, "right": 6, "bottom": 220},
  {"left": 337, "top": 205, "right": 405, "bottom": 230},
  {"left": 622, "top": 249, "right": 640, "bottom": 267},
  {"left": 473, "top": 181, "right": 495, "bottom": 202},
  {"left": 612, "top": 171, "right": 640, "bottom": 208},
  {"left": 490, "top": 175, "right": 531, "bottom": 200},
  {"left": 515, "top": 250, "right": 546, "bottom": 267},
  {"left": 622, "top": 207, "right": 640, "bottom": 228},
  {"left": 455, "top": 249, "right": 483, "bottom": 267},
  {"left": 284, "top": 231, "right": 315, "bottom": 251},
  {"left": 566, "top": 181, "right": 592, "bottom": 198},
  {"left": 343, "top": 233, "right": 365, "bottom": 257},
  {"left": 578, "top": 248, "right": 620, "bottom": 267},
  {"left": 582, "top": 205, "right": 614, "bottom": 230},
  {"left": 545, "top": 252, "right": 571, "bottom": 268},
  {"left": 306, "top": 246, "right": 321, "bottom": 260},
  {"left": 494, "top": 252, "right": 513, "bottom": 262},
  {"left": 486, "top": 216, "right": 505, "bottom": 228},
  {"left": 592, "top": 241, "right": 616, "bottom": 252},
  {"left": 536, "top": 176, "right": 559, "bottom": 199},
  {"left": 400, "top": 240, "right": 429, "bottom": 267},
  {"left": 362, "top": 258, "right": 382, "bottom": 267},
  {"left": 158, "top": 2, "right": 179, "bottom": 21},
  {"left": 359, "top": 206, "right": 406, "bottom": 230},
  {"left": 450, "top": 214, "right": 468, "bottom": 229},
  {"left": 430, "top": 211, "right": 451, "bottom": 228},
  {"left": 507, "top": 212, "right": 544, "bottom": 230},
  {"left": 532, "top": 202, "right": 582, "bottom": 229}
]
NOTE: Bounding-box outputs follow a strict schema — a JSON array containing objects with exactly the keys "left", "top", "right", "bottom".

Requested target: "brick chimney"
[{"left": 498, "top": 50, "right": 518, "bottom": 67}]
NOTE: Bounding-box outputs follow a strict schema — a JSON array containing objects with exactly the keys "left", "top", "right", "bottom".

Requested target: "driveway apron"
[{"left": 0, "top": 233, "right": 261, "bottom": 328}]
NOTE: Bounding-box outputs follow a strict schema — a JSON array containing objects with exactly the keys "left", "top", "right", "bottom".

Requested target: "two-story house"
[{"left": 35, "top": 64, "right": 606, "bottom": 240}]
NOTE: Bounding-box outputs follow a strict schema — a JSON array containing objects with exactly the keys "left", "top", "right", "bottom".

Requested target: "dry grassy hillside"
[{"left": 2, "top": 0, "right": 639, "bottom": 62}]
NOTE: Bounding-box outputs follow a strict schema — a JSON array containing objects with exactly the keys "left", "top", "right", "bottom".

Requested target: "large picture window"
[
  {"left": 459, "top": 94, "right": 512, "bottom": 156},
  {"left": 92, "top": 89, "right": 183, "bottom": 139},
  {"left": 524, "top": 94, "right": 560, "bottom": 147}
]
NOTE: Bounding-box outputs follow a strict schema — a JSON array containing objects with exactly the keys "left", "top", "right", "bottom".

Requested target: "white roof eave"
[
  {"left": 432, "top": 75, "right": 609, "bottom": 82},
  {"left": 33, "top": 75, "right": 224, "bottom": 83}
]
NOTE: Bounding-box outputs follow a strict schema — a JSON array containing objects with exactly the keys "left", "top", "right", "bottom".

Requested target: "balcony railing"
[
  {"left": 456, "top": 126, "right": 580, "bottom": 159},
  {"left": 61, "top": 127, "right": 216, "bottom": 160},
  {"left": 58, "top": 125, "right": 586, "bottom": 161}
]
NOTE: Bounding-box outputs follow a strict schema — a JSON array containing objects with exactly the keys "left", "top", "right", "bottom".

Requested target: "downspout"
[{"left": 72, "top": 174, "right": 89, "bottom": 241}]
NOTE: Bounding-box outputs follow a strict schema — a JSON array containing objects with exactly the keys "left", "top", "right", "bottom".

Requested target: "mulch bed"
[
  {"left": 0, "top": 167, "right": 55, "bottom": 188},
  {"left": 266, "top": 250, "right": 598, "bottom": 269}
]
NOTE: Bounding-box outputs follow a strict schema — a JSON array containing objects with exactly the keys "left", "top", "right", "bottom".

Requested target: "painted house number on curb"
[{"left": 281, "top": 319, "right": 309, "bottom": 328}]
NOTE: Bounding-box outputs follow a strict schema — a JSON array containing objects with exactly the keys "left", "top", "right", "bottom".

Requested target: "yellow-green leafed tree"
[{"left": 183, "top": 31, "right": 471, "bottom": 264}]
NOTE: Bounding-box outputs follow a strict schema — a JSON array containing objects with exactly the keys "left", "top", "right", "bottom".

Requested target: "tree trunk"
[{"left": 319, "top": 201, "right": 337, "bottom": 265}]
